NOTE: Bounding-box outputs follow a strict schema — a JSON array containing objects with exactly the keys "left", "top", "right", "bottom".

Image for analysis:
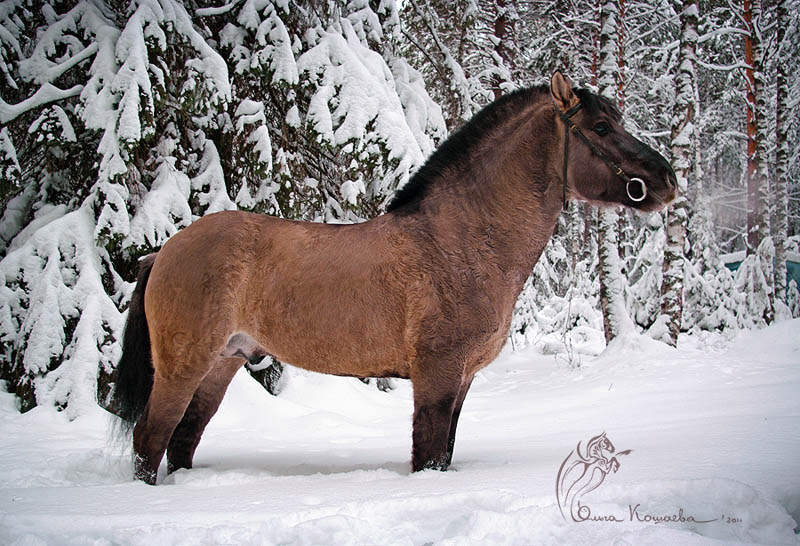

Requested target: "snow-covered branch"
[{"left": 0, "top": 82, "right": 82, "bottom": 123}]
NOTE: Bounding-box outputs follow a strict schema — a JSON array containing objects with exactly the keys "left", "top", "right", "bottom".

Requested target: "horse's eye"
[{"left": 593, "top": 122, "right": 611, "bottom": 136}]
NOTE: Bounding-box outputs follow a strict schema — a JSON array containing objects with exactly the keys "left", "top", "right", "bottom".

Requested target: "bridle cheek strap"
[
  {"left": 560, "top": 102, "right": 582, "bottom": 210},
  {"left": 556, "top": 101, "right": 647, "bottom": 210}
]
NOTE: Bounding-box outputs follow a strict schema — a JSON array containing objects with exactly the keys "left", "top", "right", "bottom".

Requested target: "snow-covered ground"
[{"left": 1, "top": 320, "right": 799, "bottom": 546}]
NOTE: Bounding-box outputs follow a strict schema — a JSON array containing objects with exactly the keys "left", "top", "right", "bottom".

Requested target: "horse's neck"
[{"left": 421, "top": 104, "right": 563, "bottom": 287}]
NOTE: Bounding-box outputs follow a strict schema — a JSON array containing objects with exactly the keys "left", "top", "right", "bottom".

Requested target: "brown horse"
[{"left": 112, "top": 72, "right": 676, "bottom": 484}]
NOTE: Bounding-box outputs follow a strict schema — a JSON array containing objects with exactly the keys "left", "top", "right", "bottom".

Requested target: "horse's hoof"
[
  {"left": 412, "top": 455, "right": 451, "bottom": 472},
  {"left": 134, "top": 454, "right": 158, "bottom": 485},
  {"left": 134, "top": 469, "right": 157, "bottom": 485}
]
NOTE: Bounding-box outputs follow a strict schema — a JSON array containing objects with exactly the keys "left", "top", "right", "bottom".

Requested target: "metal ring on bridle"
[{"left": 626, "top": 177, "right": 647, "bottom": 202}]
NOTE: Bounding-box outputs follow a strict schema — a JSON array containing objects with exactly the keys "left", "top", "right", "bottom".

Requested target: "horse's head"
[
  {"left": 586, "top": 431, "right": 615, "bottom": 460},
  {"left": 550, "top": 72, "right": 677, "bottom": 212}
]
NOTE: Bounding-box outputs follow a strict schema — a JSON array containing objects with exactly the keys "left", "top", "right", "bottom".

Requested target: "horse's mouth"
[
  {"left": 633, "top": 172, "right": 678, "bottom": 212},
  {"left": 650, "top": 177, "right": 679, "bottom": 207},
  {"left": 636, "top": 188, "right": 676, "bottom": 212},
  {"left": 658, "top": 171, "right": 679, "bottom": 205}
]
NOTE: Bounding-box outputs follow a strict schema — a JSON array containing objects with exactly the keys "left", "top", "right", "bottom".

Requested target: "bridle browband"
[{"left": 556, "top": 101, "right": 647, "bottom": 210}]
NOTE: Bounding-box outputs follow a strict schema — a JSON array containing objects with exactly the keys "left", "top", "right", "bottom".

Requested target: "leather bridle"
[{"left": 556, "top": 101, "right": 647, "bottom": 210}]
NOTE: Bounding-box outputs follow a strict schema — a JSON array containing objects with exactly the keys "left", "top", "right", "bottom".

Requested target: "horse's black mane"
[{"left": 386, "top": 84, "right": 620, "bottom": 214}]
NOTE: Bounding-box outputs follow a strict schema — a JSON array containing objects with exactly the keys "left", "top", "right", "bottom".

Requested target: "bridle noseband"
[{"left": 556, "top": 101, "right": 647, "bottom": 210}]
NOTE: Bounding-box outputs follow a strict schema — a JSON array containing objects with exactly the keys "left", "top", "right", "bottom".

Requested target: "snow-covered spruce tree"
[
  {"left": 731, "top": 237, "right": 774, "bottom": 328},
  {"left": 216, "top": 0, "right": 443, "bottom": 222},
  {"left": 295, "top": 9, "right": 438, "bottom": 218},
  {"left": 0, "top": 0, "right": 95, "bottom": 250},
  {"left": 0, "top": 0, "right": 236, "bottom": 414},
  {"left": 400, "top": 0, "right": 486, "bottom": 128},
  {"left": 0, "top": 0, "right": 444, "bottom": 414},
  {"left": 0, "top": 125, "right": 20, "bottom": 220},
  {"left": 627, "top": 213, "right": 664, "bottom": 330},
  {"left": 347, "top": 0, "right": 446, "bottom": 161},
  {"left": 0, "top": 0, "right": 125, "bottom": 414},
  {"left": 509, "top": 217, "right": 595, "bottom": 352},
  {"left": 682, "top": 181, "right": 737, "bottom": 332},
  {"left": 657, "top": 0, "right": 696, "bottom": 346},
  {"left": 788, "top": 280, "right": 800, "bottom": 318},
  {"left": 0, "top": 0, "right": 25, "bottom": 219}
]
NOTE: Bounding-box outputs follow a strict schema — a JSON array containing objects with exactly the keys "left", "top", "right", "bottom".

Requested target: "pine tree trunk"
[
  {"left": 743, "top": 0, "right": 768, "bottom": 255},
  {"left": 491, "top": 0, "right": 517, "bottom": 99},
  {"left": 591, "top": 0, "right": 600, "bottom": 87},
  {"left": 660, "top": 0, "right": 697, "bottom": 346},
  {"left": 743, "top": 0, "right": 773, "bottom": 321},
  {"left": 596, "top": 0, "right": 633, "bottom": 343},
  {"left": 773, "top": 0, "right": 789, "bottom": 305},
  {"left": 616, "top": 0, "right": 626, "bottom": 112}
]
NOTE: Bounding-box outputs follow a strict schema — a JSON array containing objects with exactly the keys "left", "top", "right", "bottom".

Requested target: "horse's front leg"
[{"left": 410, "top": 363, "right": 464, "bottom": 472}]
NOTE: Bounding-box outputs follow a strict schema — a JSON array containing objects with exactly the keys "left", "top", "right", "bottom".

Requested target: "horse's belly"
[
  {"left": 255, "top": 318, "right": 411, "bottom": 379},
  {"left": 242, "top": 271, "right": 413, "bottom": 379}
]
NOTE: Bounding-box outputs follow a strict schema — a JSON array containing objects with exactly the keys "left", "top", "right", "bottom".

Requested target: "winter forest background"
[{"left": 0, "top": 0, "right": 798, "bottom": 416}]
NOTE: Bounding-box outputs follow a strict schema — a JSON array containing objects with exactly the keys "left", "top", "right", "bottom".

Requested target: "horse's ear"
[{"left": 550, "top": 72, "right": 579, "bottom": 112}]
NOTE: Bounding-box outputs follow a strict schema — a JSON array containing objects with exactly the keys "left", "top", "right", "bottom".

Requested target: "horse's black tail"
[{"left": 111, "top": 253, "right": 157, "bottom": 434}]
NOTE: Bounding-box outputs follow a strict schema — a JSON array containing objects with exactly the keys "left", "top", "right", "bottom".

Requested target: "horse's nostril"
[{"left": 667, "top": 171, "right": 678, "bottom": 190}]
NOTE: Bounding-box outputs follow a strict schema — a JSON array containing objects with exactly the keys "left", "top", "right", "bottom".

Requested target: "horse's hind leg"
[
  {"left": 132, "top": 374, "right": 200, "bottom": 484},
  {"left": 167, "top": 357, "right": 243, "bottom": 474},
  {"left": 132, "top": 344, "right": 218, "bottom": 484}
]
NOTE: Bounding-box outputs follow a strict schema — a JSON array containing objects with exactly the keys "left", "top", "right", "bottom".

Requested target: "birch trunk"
[
  {"left": 596, "top": 0, "right": 634, "bottom": 343},
  {"left": 773, "top": 0, "right": 789, "bottom": 305},
  {"left": 660, "top": 0, "right": 697, "bottom": 346}
]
